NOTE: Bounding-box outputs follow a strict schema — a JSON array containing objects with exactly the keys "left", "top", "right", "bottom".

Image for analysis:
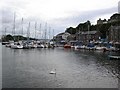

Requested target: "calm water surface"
[{"left": 2, "top": 45, "right": 120, "bottom": 88}]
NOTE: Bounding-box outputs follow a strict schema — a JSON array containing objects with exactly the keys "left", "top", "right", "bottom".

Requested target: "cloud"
[
  {"left": 48, "top": 7, "right": 118, "bottom": 34},
  {"left": 53, "top": 6, "right": 117, "bottom": 24},
  {"left": 2, "top": 8, "right": 14, "bottom": 24},
  {"left": 0, "top": 0, "right": 119, "bottom": 37}
]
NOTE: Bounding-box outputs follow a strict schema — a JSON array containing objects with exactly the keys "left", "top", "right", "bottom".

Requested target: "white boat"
[
  {"left": 71, "top": 45, "right": 75, "bottom": 48},
  {"left": 11, "top": 42, "right": 23, "bottom": 49},
  {"left": 108, "top": 55, "right": 120, "bottom": 60},
  {"left": 30, "top": 43, "right": 37, "bottom": 48},
  {"left": 44, "top": 44, "right": 48, "bottom": 48},
  {"left": 108, "top": 46, "right": 116, "bottom": 51},
  {"left": 27, "top": 43, "right": 36, "bottom": 48},
  {"left": 5, "top": 43, "right": 11, "bottom": 47},
  {"left": 37, "top": 44, "right": 44, "bottom": 48},
  {"left": 2, "top": 42, "right": 9, "bottom": 45},
  {"left": 85, "top": 46, "right": 96, "bottom": 50},
  {"left": 95, "top": 46, "right": 105, "bottom": 50},
  {"left": 74, "top": 45, "right": 86, "bottom": 49},
  {"left": 23, "top": 43, "right": 33, "bottom": 49},
  {"left": 95, "top": 46, "right": 109, "bottom": 52},
  {"left": 23, "top": 44, "right": 30, "bottom": 49}
]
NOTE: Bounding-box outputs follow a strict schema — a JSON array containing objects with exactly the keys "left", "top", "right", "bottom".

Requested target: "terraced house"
[
  {"left": 76, "top": 31, "right": 101, "bottom": 45},
  {"left": 108, "top": 26, "right": 120, "bottom": 43}
]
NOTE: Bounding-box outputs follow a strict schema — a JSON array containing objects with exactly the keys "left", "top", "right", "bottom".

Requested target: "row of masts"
[{"left": 3, "top": 12, "right": 55, "bottom": 41}]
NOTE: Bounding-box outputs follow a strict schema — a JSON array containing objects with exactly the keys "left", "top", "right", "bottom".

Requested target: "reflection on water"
[{"left": 2, "top": 46, "right": 120, "bottom": 88}]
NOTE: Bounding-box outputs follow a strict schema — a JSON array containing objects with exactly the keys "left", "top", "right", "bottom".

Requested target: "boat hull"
[
  {"left": 11, "top": 45, "right": 23, "bottom": 49},
  {"left": 64, "top": 44, "right": 71, "bottom": 48}
]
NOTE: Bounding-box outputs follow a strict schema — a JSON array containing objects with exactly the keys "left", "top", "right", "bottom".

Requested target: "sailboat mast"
[
  {"left": 52, "top": 29, "right": 54, "bottom": 44},
  {"left": 3, "top": 27, "right": 7, "bottom": 41},
  {"left": 39, "top": 23, "right": 41, "bottom": 39},
  {"left": 44, "top": 23, "right": 47, "bottom": 42},
  {"left": 27, "top": 22, "right": 30, "bottom": 41},
  {"left": 53, "top": 29, "right": 54, "bottom": 38},
  {"left": 4, "top": 27, "right": 7, "bottom": 36},
  {"left": 21, "top": 18, "right": 23, "bottom": 36},
  {"left": 13, "top": 12, "right": 16, "bottom": 41},
  {"left": 35, "top": 22, "right": 37, "bottom": 40},
  {"left": 49, "top": 26, "right": 51, "bottom": 40}
]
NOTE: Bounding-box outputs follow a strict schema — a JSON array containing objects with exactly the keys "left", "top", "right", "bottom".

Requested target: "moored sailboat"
[{"left": 10, "top": 13, "right": 23, "bottom": 49}]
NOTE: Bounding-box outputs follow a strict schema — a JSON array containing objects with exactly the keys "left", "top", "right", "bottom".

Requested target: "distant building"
[
  {"left": 118, "top": 1, "right": 120, "bottom": 13},
  {"left": 97, "top": 18, "right": 107, "bottom": 25},
  {"left": 62, "top": 32, "right": 70, "bottom": 40},
  {"left": 76, "top": 31, "right": 101, "bottom": 44},
  {"left": 54, "top": 32, "right": 70, "bottom": 45},
  {"left": 108, "top": 26, "right": 120, "bottom": 43},
  {"left": 108, "top": 13, "right": 120, "bottom": 22},
  {"left": 67, "top": 34, "right": 76, "bottom": 41},
  {"left": 55, "top": 32, "right": 64, "bottom": 42}
]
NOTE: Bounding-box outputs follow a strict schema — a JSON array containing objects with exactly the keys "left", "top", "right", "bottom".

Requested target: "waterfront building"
[
  {"left": 54, "top": 33, "right": 64, "bottom": 43},
  {"left": 67, "top": 34, "right": 77, "bottom": 45},
  {"left": 108, "top": 13, "right": 120, "bottom": 23},
  {"left": 97, "top": 18, "right": 107, "bottom": 25},
  {"left": 67, "top": 34, "right": 76, "bottom": 41},
  {"left": 54, "top": 32, "right": 70, "bottom": 45},
  {"left": 76, "top": 31, "right": 101, "bottom": 44},
  {"left": 62, "top": 32, "right": 71, "bottom": 40},
  {"left": 75, "top": 31, "right": 82, "bottom": 41},
  {"left": 108, "top": 26, "right": 120, "bottom": 43}
]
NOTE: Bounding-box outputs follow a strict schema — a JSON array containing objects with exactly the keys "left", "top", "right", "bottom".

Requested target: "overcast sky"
[{"left": 0, "top": 0, "right": 119, "bottom": 38}]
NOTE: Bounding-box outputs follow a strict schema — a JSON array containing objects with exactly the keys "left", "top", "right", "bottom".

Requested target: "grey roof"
[
  {"left": 81, "top": 31, "right": 97, "bottom": 35},
  {"left": 57, "top": 32, "right": 70, "bottom": 36}
]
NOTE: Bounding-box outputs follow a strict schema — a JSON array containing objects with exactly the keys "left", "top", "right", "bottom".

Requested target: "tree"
[
  {"left": 76, "top": 20, "right": 91, "bottom": 32},
  {"left": 2, "top": 34, "right": 14, "bottom": 42},
  {"left": 65, "top": 27, "right": 76, "bottom": 34}
]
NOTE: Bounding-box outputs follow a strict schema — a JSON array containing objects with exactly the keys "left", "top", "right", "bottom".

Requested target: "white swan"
[{"left": 49, "top": 69, "right": 56, "bottom": 74}]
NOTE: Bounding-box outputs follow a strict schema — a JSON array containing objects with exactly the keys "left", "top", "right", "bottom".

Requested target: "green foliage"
[
  {"left": 76, "top": 20, "right": 91, "bottom": 32},
  {"left": 2, "top": 34, "right": 13, "bottom": 42},
  {"left": 13, "top": 35, "right": 27, "bottom": 41},
  {"left": 90, "top": 25, "right": 98, "bottom": 31},
  {"left": 65, "top": 21, "right": 91, "bottom": 34},
  {"left": 65, "top": 27, "right": 76, "bottom": 34},
  {"left": 96, "top": 20, "right": 120, "bottom": 38},
  {"left": 65, "top": 15, "right": 120, "bottom": 39},
  {"left": 2, "top": 35, "right": 27, "bottom": 42}
]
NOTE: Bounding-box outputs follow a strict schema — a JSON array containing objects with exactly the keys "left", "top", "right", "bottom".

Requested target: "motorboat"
[
  {"left": 74, "top": 45, "right": 86, "bottom": 49},
  {"left": 108, "top": 55, "right": 120, "bottom": 60},
  {"left": 11, "top": 42, "right": 23, "bottom": 49},
  {"left": 85, "top": 43, "right": 96, "bottom": 50},
  {"left": 2, "top": 42, "right": 9, "bottom": 45},
  {"left": 64, "top": 44, "right": 71, "bottom": 48},
  {"left": 37, "top": 43, "right": 44, "bottom": 48}
]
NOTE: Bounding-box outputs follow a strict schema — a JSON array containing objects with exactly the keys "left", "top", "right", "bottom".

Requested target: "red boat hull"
[{"left": 64, "top": 45, "right": 71, "bottom": 48}]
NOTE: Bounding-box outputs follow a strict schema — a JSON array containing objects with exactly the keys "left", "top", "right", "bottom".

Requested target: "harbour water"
[{"left": 2, "top": 44, "right": 120, "bottom": 88}]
